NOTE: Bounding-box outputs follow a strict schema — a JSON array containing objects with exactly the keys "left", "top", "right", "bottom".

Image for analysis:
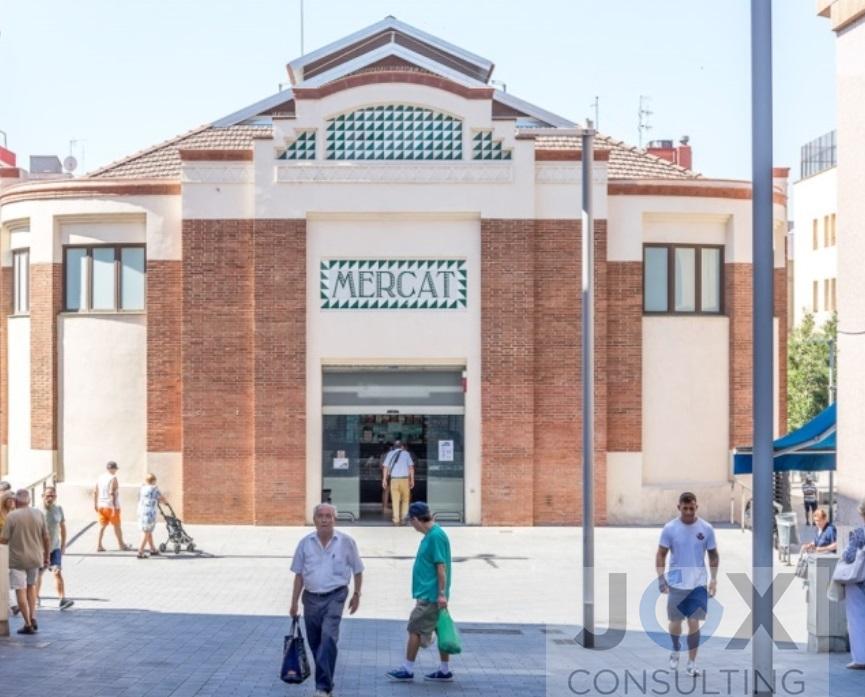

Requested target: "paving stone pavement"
[{"left": 2, "top": 522, "right": 863, "bottom": 696}]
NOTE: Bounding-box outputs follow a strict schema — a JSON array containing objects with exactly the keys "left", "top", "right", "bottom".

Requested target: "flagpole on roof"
[{"left": 750, "top": 0, "right": 775, "bottom": 692}]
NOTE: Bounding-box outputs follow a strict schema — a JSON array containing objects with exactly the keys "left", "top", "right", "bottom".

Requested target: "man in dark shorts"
[
  {"left": 655, "top": 492, "right": 719, "bottom": 677},
  {"left": 386, "top": 502, "right": 454, "bottom": 683},
  {"left": 37, "top": 487, "right": 74, "bottom": 610}
]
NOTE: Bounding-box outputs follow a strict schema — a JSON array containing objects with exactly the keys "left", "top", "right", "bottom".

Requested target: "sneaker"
[
  {"left": 686, "top": 661, "right": 700, "bottom": 677},
  {"left": 668, "top": 652, "right": 679, "bottom": 670},
  {"left": 386, "top": 668, "right": 414, "bottom": 682},
  {"left": 313, "top": 691, "right": 331, "bottom": 697},
  {"left": 16, "top": 625, "right": 35, "bottom": 635},
  {"left": 59, "top": 598, "right": 74, "bottom": 610},
  {"left": 846, "top": 662, "right": 865, "bottom": 670},
  {"left": 31, "top": 620, "right": 38, "bottom": 631},
  {"left": 424, "top": 670, "right": 454, "bottom": 682}
]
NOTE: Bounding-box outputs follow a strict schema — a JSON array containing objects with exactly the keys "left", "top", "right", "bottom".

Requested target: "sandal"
[
  {"left": 149, "top": 550, "right": 160, "bottom": 556},
  {"left": 136, "top": 553, "right": 148, "bottom": 559}
]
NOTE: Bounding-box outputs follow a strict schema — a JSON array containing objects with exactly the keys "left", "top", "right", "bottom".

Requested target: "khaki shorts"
[
  {"left": 407, "top": 600, "right": 440, "bottom": 643},
  {"left": 9, "top": 568, "right": 38, "bottom": 590}
]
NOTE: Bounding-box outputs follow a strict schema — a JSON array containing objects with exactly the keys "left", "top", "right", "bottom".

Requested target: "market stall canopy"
[{"left": 732, "top": 403, "right": 836, "bottom": 474}]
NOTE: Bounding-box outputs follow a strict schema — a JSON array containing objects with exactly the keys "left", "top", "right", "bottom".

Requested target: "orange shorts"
[{"left": 97, "top": 507, "right": 121, "bottom": 526}]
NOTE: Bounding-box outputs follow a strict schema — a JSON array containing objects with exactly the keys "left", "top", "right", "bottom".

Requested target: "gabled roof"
[
  {"left": 87, "top": 124, "right": 699, "bottom": 181},
  {"left": 287, "top": 16, "right": 494, "bottom": 85}
]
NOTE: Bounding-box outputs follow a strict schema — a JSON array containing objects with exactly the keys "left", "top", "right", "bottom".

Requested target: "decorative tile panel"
[
  {"left": 279, "top": 130, "right": 316, "bottom": 160},
  {"left": 473, "top": 130, "right": 512, "bottom": 160},
  {"left": 320, "top": 259, "right": 467, "bottom": 309},
  {"left": 326, "top": 105, "right": 463, "bottom": 160}
]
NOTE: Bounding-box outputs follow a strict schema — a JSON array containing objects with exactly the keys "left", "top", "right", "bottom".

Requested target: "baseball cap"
[{"left": 407, "top": 501, "right": 431, "bottom": 519}]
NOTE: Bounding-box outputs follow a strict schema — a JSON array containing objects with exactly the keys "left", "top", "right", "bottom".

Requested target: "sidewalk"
[{"left": 2, "top": 522, "right": 861, "bottom": 696}]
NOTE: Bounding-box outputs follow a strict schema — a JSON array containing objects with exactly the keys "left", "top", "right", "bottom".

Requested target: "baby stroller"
[{"left": 157, "top": 501, "right": 196, "bottom": 554}]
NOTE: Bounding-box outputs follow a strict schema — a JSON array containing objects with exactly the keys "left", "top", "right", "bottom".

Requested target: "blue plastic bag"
[{"left": 281, "top": 618, "right": 311, "bottom": 684}]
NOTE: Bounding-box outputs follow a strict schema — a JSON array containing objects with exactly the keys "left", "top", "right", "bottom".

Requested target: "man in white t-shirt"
[
  {"left": 655, "top": 491, "right": 719, "bottom": 678},
  {"left": 381, "top": 440, "right": 415, "bottom": 526}
]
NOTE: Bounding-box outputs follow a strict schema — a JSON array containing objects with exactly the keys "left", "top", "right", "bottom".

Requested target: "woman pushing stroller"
[{"left": 137, "top": 473, "right": 169, "bottom": 559}]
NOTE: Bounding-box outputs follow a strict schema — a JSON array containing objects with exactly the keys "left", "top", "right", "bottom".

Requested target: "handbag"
[
  {"left": 831, "top": 546, "right": 865, "bottom": 585},
  {"left": 280, "top": 618, "right": 311, "bottom": 684},
  {"left": 436, "top": 609, "right": 463, "bottom": 655},
  {"left": 794, "top": 553, "right": 809, "bottom": 580}
]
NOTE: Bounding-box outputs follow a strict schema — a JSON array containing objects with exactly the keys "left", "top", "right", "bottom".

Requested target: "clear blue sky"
[{"left": 0, "top": 0, "right": 836, "bottom": 181}]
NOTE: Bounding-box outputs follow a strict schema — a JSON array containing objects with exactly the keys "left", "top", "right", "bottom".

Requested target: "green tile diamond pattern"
[
  {"left": 279, "top": 130, "right": 316, "bottom": 160},
  {"left": 326, "top": 105, "right": 463, "bottom": 160},
  {"left": 320, "top": 259, "right": 468, "bottom": 310},
  {"left": 473, "top": 130, "right": 512, "bottom": 160}
]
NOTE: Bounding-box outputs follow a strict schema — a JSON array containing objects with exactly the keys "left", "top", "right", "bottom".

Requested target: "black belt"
[{"left": 304, "top": 586, "right": 347, "bottom": 598}]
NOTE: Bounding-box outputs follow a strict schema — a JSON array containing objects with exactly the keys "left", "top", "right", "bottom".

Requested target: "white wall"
[
  {"left": 641, "top": 316, "right": 730, "bottom": 521},
  {"left": 6, "top": 318, "right": 33, "bottom": 485},
  {"left": 835, "top": 15, "right": 865, "bottom": 513},
  {"left": 307, "top": 215, "right": 482, "bottom": 523},
  {"left": 58, "top": 314, "right": 147, "bottom": 518},
  {"left": 791, "top": 167, "right": 837, "bottom": 326}
]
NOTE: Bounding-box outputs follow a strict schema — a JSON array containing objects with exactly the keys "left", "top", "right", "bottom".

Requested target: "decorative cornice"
[
  {"left": 608, "top": 181, "right": 786, "bottom": 206},
  {"left": 292, "top": 71, "right": 495, "bottom": 101},
  {"left": 182, "top": 165, "right": 255, "bottom": 184},
  {"left": 276, "top": 162, "right": 512, "bottom": 184},
  {"left": 535, "top": 164, "right": 606, "bottom": 185},
  {"left": 0, "top": 180, "right": 181, "bottom": 205}
]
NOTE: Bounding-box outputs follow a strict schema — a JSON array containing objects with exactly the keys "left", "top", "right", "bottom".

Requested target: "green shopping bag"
[{"left": 436, "top": 609, "right": 462, "bottom": 654}]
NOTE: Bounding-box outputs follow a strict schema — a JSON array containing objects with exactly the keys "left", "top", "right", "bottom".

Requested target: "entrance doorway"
[{"left": 321, "top": 368, "right": 465, "bottom": 523}]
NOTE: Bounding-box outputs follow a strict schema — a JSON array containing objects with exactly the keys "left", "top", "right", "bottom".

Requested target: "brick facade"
[
  {"left": 482, "top": 219, "right": 609, "bottom": 526},
  {"left": 30, "top": 263, "right": 61, "bottom": 451},
  {"left": 774, "top": 266, "right": 788, "bottom": 434},
  {"left": 252, "top": 220, "right": 306, "bottom": 525},
  {"left": 147, "top": 261, "right": 182, "bottom": 453},
  {"left": 181, "top": 219, "right": 307, "bottom": 525}
]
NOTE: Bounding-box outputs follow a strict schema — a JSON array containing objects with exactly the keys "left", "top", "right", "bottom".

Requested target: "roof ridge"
[{"left": 85, "top": 123, "right": 213, "bottom": 178}]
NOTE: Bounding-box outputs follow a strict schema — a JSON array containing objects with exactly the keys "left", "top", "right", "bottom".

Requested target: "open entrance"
[{"left": 322, "top": 367, "right": 465, "bottom": 523}]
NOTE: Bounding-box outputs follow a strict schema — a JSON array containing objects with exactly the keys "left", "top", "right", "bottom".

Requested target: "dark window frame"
[
  {"left": 63, "top": 243, "right": 146, "bottom": 313},
  {"left": 12, "top": 248, "right": 30, "bottom": 315},
  {"left": 642, "top": 243, "right": 725, "bottom": 316}
]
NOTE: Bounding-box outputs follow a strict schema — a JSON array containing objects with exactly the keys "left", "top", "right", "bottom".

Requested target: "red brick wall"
[
  {"left": 606, "top": 261, "right": 643, "bottom": 451},
  {"left": 147, "top": 261, "right": 182, "bottom": 452},
  {"left": 182, "top": 220, "right": 255, "bottom": 523},
  {"left": 774, "top": 266, "right": 788, "bottom": 434},
  {"left": 253, "top": 220, "right": 306, "bottom": 525},
  {"left": 30, "top": 263, "right": 61, "bottom": 451},
  {"left": 727, "top": 263, "right": 752, "bottom": 448},
  {"left": 481, "top": 219, "right": 536, "bottom": 525},
  {"left": 0, "top": 267, "right": 10, "bottom": 473}
]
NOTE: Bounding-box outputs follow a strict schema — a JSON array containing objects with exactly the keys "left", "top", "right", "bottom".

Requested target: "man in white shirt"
[
  {"left": 382, "top": 440, "right": 415, "bottom": 525},
  {"left": 93, "top": 461, "right": 131, "bottom": 552},
  {"left": 655, "top": 491, "right": 719, "bottom": 678},
  {"left": 290, "top": 503, "right": 364, "bottom": 697}
]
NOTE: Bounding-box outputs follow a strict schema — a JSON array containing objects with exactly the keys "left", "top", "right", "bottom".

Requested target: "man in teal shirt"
[{"left": 387, "top": 501, "right": 454, "bottom": 683}]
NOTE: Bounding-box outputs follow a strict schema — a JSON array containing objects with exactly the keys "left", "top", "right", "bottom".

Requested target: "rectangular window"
[
  {"left": 830, "top": 214, "right": 837, "bottom": 246},
  {"left": 831, "top": 278, "right": 837, "bottom": 312},
  {"left": 813, "top": 280, "right": 819, "bottom": 312},
  {"left": 824, "top": 279, "right": 830, "bottom": 312},
  {"left": 643, "top": 246, "right": 668, "bottom": 312},
  {"left": 824, "top": 215, "right": 830, "bottom": 247},
  {"left": 643, "top": 244, "right": 723, "bottom": 314},
  {"left": 12, "top": 249, "right": 29, "bottom": 314},
  {"left": 63, "top": 245, "right": 145, "bottom": 312}
]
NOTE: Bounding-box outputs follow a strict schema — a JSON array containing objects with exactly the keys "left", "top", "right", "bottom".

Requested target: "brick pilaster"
[
  {"left": 0, "top": 266, "right": 11, "bottom": 473},
  {"left": 147, "top": 261, "right": 182, "bottom": 452},
  {"left": 253, "top": 219, "right": 306, "bottom": 525},
  {"left": 30, "top": 263, "right": 61, "bottom": 452},
  {"left": 481, "top": 219, "right": 535, "bottom": 525},
  {"left": 181, "top": 220, "right": 255, "bottom": 523},
  {"left": 727, "top": 263, "right": 753, "bottom": 448}
]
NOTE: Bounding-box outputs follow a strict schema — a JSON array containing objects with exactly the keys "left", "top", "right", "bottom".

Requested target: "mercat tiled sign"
[{"left": 320, "top": 259, "right": 467, "bottom": 310}]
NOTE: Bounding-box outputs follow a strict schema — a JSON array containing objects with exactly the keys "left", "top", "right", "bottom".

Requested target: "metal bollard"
[{"left": 0, "top": 545, "right": 9, "bottom": 636}]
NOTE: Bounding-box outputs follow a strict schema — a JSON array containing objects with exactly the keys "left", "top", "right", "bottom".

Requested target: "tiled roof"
[
  {"left": 88, "top": 124, "right": 270, "bottom": 179},
  {"left": 89, "top": 125, "right": 699, "bottom": 181},
  {"left": 535, "top": 134, "right": 700, "bottom": 180}
]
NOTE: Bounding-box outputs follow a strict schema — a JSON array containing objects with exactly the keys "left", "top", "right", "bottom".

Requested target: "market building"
[{"left": 0, "top": 18, "right": 788, "bottom": 525}]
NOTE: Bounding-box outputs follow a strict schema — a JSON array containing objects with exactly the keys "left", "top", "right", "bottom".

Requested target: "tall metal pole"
[
  {"left": 750, "top": 1, "right": 774, "bottom": 693},
  {"left": 829, "top": 338, "right": 835, "bottom": 523},
  {"left": 580, "top": 120, "right": 596, "bottom": 649}
]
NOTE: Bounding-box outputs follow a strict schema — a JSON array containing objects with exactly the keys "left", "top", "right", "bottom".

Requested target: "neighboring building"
[
  {"left": 0, "top": 18, "right": 789, "bottom": 525},
  {"left": 791, "top": 130, "right": 837, "bottom": 327},
  {"left": 818, "top": 0, "right": 865, "bottom": 522}
]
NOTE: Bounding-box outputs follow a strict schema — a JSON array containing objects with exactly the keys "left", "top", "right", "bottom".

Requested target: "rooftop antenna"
[
  {"left": 490, "top": 79, "right": 507, "bottom": 93},
  {"left": 638, "top": 95, "right": 653, "bottom": 148},
  {"left": 590, "top": 96, "right": 599, "bottom": 131},
  {"left": 299, "top": 0, "right": 304, "bottom": 56}
]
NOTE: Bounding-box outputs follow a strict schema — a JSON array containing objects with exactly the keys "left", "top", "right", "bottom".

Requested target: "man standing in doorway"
[
  {"left": 656, "top": 491, "right": 719, "bottom": 677},
  {"left": 94, "top": 461, "right": 131, "bottom": 552},
  {"left": 387, "top": 501, "right": 454, "bottom": 683},
  {"left": 0, "top": 490, "right": 50, "bottom": 634},
  {"left": 382, "top": 440, "right": 414, "bottom": 525},
  {"left": 290, "top": 503, "right": 364, "bottom": 697}
]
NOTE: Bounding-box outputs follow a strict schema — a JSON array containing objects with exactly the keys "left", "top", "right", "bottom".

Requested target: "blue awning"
[{"left": 732, "top": 403, "right": 836, "bottom": 474}]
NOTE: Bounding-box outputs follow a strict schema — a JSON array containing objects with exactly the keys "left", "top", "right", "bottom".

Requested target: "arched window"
[{"left": 325, "top": 105, "right": 463, "bottom": 160}]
